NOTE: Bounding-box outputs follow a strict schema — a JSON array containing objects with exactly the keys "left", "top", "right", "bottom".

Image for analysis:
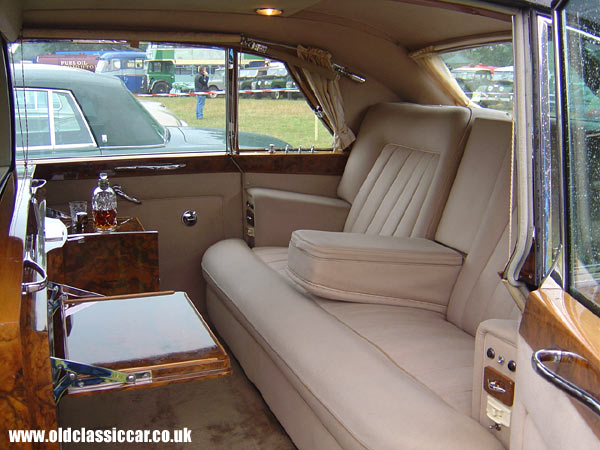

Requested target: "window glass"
[
  {"left": 52, "top": 91, "right": 95, "bottom": 146},
  {"left": 237, "top": 52, "right": 332, "bottom": 150},
  {"left": 10, "top": 41, "right": 334, "bottom": 159},
  {"left": 561, "top": 0, "right": 600, "bottom": 311},
  {"left": 441, "top": 43, "right": 514, "bottom": 113},
  {"left": 10, "top": 41, "right": 230, "bottom": 159}
]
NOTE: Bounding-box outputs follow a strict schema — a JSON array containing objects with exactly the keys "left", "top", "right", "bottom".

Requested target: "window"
[
  {"left": 441, "top": 43, "right": 514, "bottom": 113},
  {"left": 10, "top": 41, "right": 332, "bottom": 160},
  {"left": 237, "top": 52, "right": 331, "bottom": 150},
  {"left": 560, "top": 0, "right": 600, "bottom": 312}
]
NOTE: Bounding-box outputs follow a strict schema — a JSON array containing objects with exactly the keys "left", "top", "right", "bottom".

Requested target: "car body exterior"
[{"left": 12, "top": 64, "right": 289, "bottom": 159}]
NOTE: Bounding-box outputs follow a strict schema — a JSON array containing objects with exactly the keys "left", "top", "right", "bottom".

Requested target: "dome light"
[{"left": 255, "top": 8, "right": 283, "bottom": 16}]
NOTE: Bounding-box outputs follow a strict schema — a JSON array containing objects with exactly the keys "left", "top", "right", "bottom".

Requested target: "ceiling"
[{"left": 20, "top": 0, "right": 512, "bottom": 51}]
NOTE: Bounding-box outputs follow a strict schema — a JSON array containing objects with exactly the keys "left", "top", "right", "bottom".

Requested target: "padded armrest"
[
  {"left": 287, "top": 230, "right": 463, "bottom": 312},
  {"left": 247, "top": 187, "right": 351, "bottom": 247}
]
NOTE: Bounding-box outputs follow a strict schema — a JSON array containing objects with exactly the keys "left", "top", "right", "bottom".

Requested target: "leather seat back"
[
  {"left": 338, "top": 103, "right": 472, "bottom": 238},
  {"left": 434, "top": 112, "right": 521, "bottom": 335}
]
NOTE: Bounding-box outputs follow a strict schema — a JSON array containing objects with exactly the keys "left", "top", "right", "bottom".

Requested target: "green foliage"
[{"left": 444, "top": 43, "right": 513, "bottom": 68}]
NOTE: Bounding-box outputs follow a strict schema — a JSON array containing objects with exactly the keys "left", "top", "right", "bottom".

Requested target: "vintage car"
[
  {"left": 0, "top": 0, "right": 599, "bottom": 450},
  {"left": 12, "top": 64, "right": 289, "bottom": 158}
]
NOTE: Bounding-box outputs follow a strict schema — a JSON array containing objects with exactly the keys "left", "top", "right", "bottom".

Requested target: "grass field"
[{"left": 141, "top": 96, "right": 333, "bottom": 149}]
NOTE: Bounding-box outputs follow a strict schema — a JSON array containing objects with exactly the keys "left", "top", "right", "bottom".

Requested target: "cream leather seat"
[
  {"left": 202, "top": 104, "right": 517, "bottom": 449},
  {"left": 248, "top": 102, "right": 473, "bottom": 269}
]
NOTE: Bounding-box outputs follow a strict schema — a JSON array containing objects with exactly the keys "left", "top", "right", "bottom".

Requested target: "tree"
[{"left": 460, "top": 43, "right": 513, "bottom": 67}]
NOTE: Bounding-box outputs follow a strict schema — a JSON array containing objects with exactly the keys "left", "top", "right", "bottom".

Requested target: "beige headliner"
[{"left": 21, "top": 0, "right": 511, "bottom": 50}]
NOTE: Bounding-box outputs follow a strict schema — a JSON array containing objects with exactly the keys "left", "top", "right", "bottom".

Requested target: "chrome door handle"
[
  {"left": 112, "top": 185, "right": 142, "bottom": 204},
  {"left": 114, "top": 163, "right": 186, "bottom": 171},
  {"left": 532, "top": 349, "right": 600, "bottom": 417},
  {"left": 21, "top": 259, "right": 48, "bottom": 295}
]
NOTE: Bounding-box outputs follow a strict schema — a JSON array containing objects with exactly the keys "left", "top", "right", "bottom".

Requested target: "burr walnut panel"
[{"left": 520, "top": 288, "right": 600, "bottom": 438}]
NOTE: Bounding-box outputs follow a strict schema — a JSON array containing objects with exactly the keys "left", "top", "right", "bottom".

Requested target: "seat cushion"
[
  {"left": 203, "top": 238, "right": 503, "bottom": 450},
  {"left": 253, "top": 246, "right": 289, "bottom": 273},
  {"left": 315, "top": 300, "right": 476, "bottom": 416}
]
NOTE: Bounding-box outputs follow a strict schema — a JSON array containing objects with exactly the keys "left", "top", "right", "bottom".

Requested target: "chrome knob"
[{"left": 182, "top": 210, "right": 197, "bottom": 226}]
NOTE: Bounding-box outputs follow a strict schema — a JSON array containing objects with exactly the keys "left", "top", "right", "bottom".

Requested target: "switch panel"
[{"left": 486, "top": 395, "right": 512, "bottom": 427}]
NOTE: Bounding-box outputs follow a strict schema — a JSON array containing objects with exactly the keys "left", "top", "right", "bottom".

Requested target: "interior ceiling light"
[{"left": 255, "top": 8, "right": 283, "bottom": 16}]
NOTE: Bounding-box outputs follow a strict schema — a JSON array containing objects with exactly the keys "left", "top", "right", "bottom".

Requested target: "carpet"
[{"left": 58, "top": 357, "right": 297, "bottom": 449}]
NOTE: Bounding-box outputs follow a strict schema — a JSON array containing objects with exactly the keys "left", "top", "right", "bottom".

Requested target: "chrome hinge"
[{"left": 51, "top": 357, "right": 151, "bottom": 403}]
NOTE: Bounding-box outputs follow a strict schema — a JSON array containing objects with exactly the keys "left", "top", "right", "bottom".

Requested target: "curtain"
[
  {"left": 292, "top": 45, "right": 355, "bottom": 152},
  {"left": 409, "top": 46, "right": 476, "bottom": 108}
]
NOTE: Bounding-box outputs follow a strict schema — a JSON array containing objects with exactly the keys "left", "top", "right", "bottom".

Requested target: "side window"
[
  {"left": 10, "top": 41, "right": 333, "bottom": 159},
  {"left": 441, "top": 43, "right": 514, "bottom": 113},
  {"left": 237, "top": 52, "right": 332, "bottom": 150},
  {"left": 11, "top": 42, "right": 228, "bottom": 158},
  {"left": 560, "top": 0, "right": 600, "bottom": 311}
]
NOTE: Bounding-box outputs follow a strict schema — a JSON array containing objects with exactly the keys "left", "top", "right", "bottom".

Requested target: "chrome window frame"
[{"left": 533, "top": 14, "right": 566, "bottom": 287}]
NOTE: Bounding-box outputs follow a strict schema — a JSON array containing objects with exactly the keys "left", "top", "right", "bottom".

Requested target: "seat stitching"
[
  {"left": 385, "top": 152, "right": 435, "bottom": 237},
  {"left": 346, "top": 147, "right": 395, "bottom": 231},
  {"left": 371, "top": 151, "right": 429, "bottom": 235},
  {"left": 386, "top": 152, "right": 437, "bottom": 236},
  {"left": 285, "top": 265, "right": 448, "bottom": 312},
  {"left": 363, "top": 148, "right": 415, "bottom": 234}
]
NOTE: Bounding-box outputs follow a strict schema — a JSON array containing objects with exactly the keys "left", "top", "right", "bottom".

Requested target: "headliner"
[{"left": 20, "top": 0, "right": 513, "bottom": 51}]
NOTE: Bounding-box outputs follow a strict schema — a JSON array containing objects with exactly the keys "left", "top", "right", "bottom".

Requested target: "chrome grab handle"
[
  {"left": 21, "top": 259, "right": 48, "bottom": 295},
  {"left": 114, "top": 163, "right": 186, "bottom": 171},
  {"left": 112, "top": 185, "right": 142, "bottom": 204},
  {"left": 532, "top": 349, "right": 600, "bottom": 417}
]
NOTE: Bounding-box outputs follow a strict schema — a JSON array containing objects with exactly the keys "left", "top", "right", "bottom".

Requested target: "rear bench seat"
[{"left": 202, "top": 103, "right": 518, "bottom": 449}]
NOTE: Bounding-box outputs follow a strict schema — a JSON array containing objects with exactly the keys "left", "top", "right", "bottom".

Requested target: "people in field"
[{"left": 195, "top": 66, "right": 209, "bottom": 119}]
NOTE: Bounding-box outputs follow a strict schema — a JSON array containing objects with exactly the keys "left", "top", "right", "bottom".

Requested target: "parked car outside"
[
  {"left": 207, "top": 68, "right": 225, "bottom": 97},
  {"left": 251, "top": 67, "right": 295, "bottom": 99},
  {"left": 471, "top": 79, "right": 513, "bottom": 110},
  {"left": 12, "top": 64, "right": 289, "bottom": 159}
]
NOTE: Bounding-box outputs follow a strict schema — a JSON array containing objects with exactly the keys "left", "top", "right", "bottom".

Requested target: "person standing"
[{"left": 194, "top": 66, "right": 209, "bottom": 119}]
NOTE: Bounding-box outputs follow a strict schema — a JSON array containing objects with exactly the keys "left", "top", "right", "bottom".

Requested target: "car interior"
[{"left": 1, "top": 0, "right": 599, "bottom": 449}]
